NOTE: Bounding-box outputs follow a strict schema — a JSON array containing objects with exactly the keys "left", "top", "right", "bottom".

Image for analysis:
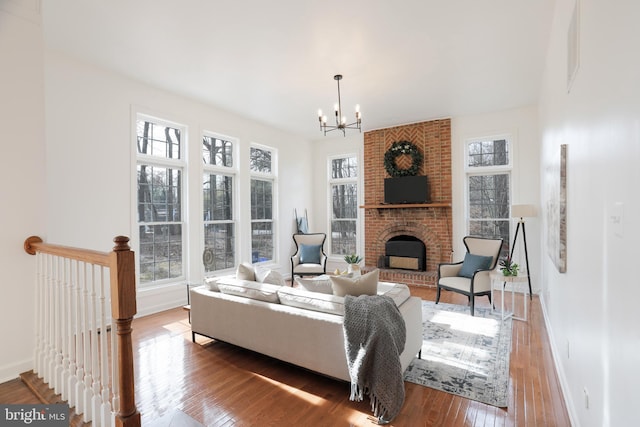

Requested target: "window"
[
  {"left": 202, "top": 135, "right": 236, "bottom": 273},
  {"left": 329, "top": 155, "right": 358, "bottom": 256},
  {"left": 250, "top": 145, "right": 276, "bottom": 263},
  {"left": 466, "top": 137, "right": 511, "bottom": 256},
  {"left": 136, "top": 116, "right": 185, "bottom": 285}
]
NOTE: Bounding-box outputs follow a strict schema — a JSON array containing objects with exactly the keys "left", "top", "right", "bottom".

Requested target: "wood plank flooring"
[{"left": 0, "top": 286, "right": 570, "bottom": 426}]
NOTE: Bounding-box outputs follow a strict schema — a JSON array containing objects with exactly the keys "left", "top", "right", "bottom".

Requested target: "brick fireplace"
[{"left": 362, "top": 119, "right": 452, "bottom": 287}]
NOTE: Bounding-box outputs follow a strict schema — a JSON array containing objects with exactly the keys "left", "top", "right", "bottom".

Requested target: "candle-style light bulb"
[
  {"left": 334, "top": 103, "right": 339, "bottom": 113},
  {"left": 318, "top": 109, "right": 323, "bottom": 118}
]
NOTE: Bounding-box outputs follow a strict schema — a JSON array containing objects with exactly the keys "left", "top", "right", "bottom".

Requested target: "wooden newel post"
[{"left": 109, "top": 236, "right": 141, "bottom": 427}]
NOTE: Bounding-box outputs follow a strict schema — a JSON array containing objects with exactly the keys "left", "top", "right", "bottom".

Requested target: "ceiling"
[{"left": 42, "top": 0, "right": 555, "bottom": 140}]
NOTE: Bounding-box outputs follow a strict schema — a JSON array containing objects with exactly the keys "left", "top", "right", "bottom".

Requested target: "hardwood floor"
[{"left": 0, "top": 286, "right": 570, "bottom": 427}]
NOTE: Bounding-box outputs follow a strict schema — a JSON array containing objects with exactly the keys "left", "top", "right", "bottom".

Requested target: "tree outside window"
[
  {"left": 250, "top": 146, "right": 275, "bottom": 263},
  {"left": 202, "top": 135, "right": 236, "bottom": 273},
  {"left": 136, "top": 117, "right": 185, "bottom": 285},
  {"left": 330, "top": 156, "right": 358, "bottom": 256},
  {"left": 466, "top": 138, "right": 511, "bottom": 257}
]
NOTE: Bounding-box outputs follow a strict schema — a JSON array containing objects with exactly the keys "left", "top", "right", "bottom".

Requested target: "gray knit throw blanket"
[{"left": 343, "top": 294, "right": 407, "bottom": 423}]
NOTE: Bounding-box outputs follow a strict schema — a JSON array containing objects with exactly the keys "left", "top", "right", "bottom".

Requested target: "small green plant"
[
  {"left": 344, "top": 254, "right": 363, "bottom": 264},
  {"left": 499, "top": 256, "right": 519, "bottom": 276}
]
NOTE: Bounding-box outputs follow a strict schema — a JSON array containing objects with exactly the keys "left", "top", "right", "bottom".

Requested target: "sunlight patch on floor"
[
  {"left": 251, "top": 372, "right": 327, "bottom": 406},
  {"left": 421, "top": 341, "right": 491, "bottom": 375},
  {"left": 429, "top": 310, "right": 499, "bottom": 337},
  {"left": 162, "top": 320, "right": 190, "bottom": 333}
]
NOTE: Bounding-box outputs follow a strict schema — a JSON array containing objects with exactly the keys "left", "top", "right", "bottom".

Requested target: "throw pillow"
[
  {"left": 295, "top": 275, "right": 333, "bottom": 294},
  {"left": 204, "top": 277, "right": 220, "bottom": 292},
  {"left": 458, "top": 253, "right": 494, "bottom": 278},
  {"left": 255, "top": 268, "right": 286, "bottom": 286},
  {"left": 299, "top": 244, "right": 322, "bottom": 264},
  {"left": 236, "top": 262, "right": 256, "bottom": 281},
  {"left": 330, "top": 269, "right": 379, "bottom": 297}
]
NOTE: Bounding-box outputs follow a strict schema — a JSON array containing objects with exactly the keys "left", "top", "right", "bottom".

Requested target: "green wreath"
[{"left": 384, "top": 141, "right": 423, "bottom": 177}]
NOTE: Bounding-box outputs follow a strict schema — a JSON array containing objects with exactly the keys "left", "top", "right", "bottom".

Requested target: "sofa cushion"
[
  {"left": 236, "top": 262, "right": 256, "bottom": 281},
  {"left": 330, "top": 269, "right": 379, "bottom": 297},
  {"left": 277, "top": 286, "right": 345, "bottom": 316},
  {"left": 217, "top": 279, "right": 280, "bottom": 303},
  {"left": 299, "top": 244, "right": 322, "bottom": 264},
  {"left": 295, "top": 275, "right": 333, "bottom": 294},
  {"left": 458, "top": 253, "right": 493, "bottom": 278},
  {"left": 255, "top": 267, "right": 286, "bottom": 286}
]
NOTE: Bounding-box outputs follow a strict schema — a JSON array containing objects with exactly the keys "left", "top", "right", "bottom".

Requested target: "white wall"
[
  {"left": 452, "top": 106, "right": 541, "bottom": 292},
  {"left": 44, "top": 51, "right": 314, "bottom": 316},
  {"left": 0, "top": 3, "right": 46, "bottom": 382},
  {"left": 538, "top": 1, "right": 640, "bottom": 426}
]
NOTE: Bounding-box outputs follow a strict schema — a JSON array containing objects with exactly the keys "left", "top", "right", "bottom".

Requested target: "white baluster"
[
  {"left": 67, "top": 259, "right": 78, "bottom": 409},
  {"left": 54, "top": 256, "right": 64, "bottom": 395},
  {"left": 91, "top": 264, "right": 103, "bottom": 422},
  {"left": 74, "top": 260, "right": 86, "bottom": 417},
  {"left": 99, "top": 266, "right": 113, "bottom": 425},
  {"left": 60, "top": 257, "right": 70, "bottom": 400},
  {"left": 111, "top": 311, "right": 120, "bottom": 427},
  {"left": 82, "top": 262, "right": 93, "bottom": 423},
  {"left": 34, "top": 252, "right": 44, "bottom": 376},
  {"left": 47, "top": 254, "right": 57, "bottom": 389}
]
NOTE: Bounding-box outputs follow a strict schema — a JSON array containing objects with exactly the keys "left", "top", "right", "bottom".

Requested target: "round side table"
[{"left": 490, "top": 271, "right": 529, "bottom": 321}]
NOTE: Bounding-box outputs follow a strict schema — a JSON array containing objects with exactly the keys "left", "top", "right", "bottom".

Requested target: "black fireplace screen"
[{"left": 384, "top": 235, "right": 426, "bottom": 271}]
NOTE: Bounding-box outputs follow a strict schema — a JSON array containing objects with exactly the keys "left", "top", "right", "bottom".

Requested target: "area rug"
[{"left": 403, "top": 301, "right": 512, "bottom": 407}]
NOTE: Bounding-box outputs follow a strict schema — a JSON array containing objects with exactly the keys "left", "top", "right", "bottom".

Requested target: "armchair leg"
[
  {"left": 470, "top": 297, "right": 475, "bottom": 316},
  {"left": 435, "top": 286, "right": 441, "bottom": 304}
]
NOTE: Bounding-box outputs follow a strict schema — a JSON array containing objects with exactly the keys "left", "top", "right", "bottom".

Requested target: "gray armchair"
[
  {"left": 436, "top": 236, "right": 503, "bottom": 316},
  {"left": 290, "top": 233, "right": 327, "bottom": 279}
]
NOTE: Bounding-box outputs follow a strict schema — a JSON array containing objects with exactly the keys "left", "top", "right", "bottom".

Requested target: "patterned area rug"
[{"left": 403, "top": 301, "right": 513, "bottom": 407}]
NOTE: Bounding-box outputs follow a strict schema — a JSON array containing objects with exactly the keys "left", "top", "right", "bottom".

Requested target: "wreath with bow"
[{"left": 383, "top": 141, "right": 423, "bottom": 177}]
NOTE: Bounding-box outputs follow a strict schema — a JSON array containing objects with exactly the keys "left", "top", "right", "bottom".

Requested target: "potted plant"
[
  {"left": 344, "top": 254, "right": 363, "bottom": 276},
  {"left": 499, "top": 256, "right": 519, "bottom": 276}
]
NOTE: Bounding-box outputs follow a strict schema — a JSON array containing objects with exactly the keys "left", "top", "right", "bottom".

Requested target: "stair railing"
[{"left": 24, "top": 235, "right": 140, "bottom": 427}]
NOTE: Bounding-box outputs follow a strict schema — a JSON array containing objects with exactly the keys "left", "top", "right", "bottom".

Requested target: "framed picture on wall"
[{"left": 545, "top": 144, "right": 567, "bottom": 273}]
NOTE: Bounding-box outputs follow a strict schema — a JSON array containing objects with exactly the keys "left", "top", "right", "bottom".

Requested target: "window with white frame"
[
  {"left": 466, "top": 137, "right": 511, "bottom": 257},
  {"left": 250, "top": 145, "right": 276, "bottom": 263},
  {"left": 202, "top": 134, "right": 236, "bottom": 273},
  {"left": 136, "top": 115, "right": 185, "bottom": 285},
  {"left": 329, "top": 155, "right": 358, "bottom": 256}
]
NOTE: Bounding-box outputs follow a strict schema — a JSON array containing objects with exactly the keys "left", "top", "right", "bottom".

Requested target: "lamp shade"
[{"left": 511, "top": 204, "right": 537, "bottom": 218}]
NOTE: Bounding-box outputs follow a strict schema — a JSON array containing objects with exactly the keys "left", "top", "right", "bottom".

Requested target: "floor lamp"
[{"left": 510, "top": 204, "right": 536, "bottom": 300}]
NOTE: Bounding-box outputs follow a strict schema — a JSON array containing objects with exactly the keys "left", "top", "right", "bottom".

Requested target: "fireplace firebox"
[{"left": 384, "top": 235, "right": 426, "bottom": 271}]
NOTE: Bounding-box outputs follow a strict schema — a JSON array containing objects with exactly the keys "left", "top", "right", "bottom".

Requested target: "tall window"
[
  {"left": 202, "top": 135, "right": 236, "bottom": 273},
  {"left": 329, "top": 155, "right": 358, "bottom": 256},
  {"left": 466, "top": 137, "right": 511, "bottom": 256},
  {"left": 250, "top": 145, "right": 276, "bottom": 263},
  {"left": 136, "top": 116, "right": 185, "bottom": 285}
]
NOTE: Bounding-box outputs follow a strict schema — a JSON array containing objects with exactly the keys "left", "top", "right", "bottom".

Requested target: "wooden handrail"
[
  {"left": 24, "top": 236, "right": 111, "bottom": 266},
  {"left": 24, "top": 235, "right": 141, "bottom": 427}
]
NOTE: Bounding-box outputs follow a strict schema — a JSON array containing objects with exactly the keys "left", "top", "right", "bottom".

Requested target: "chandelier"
[{"left": 317, "top": 74, "right": 361, "bottom": 136}]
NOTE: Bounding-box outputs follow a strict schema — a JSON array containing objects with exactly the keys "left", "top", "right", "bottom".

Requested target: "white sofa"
[{"left": 190, "top": 277, "right": 423, "bottom": 382}]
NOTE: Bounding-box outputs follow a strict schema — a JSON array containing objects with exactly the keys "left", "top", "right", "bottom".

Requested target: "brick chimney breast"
[{"left": 362, "top": 119, "right": 452, "bottom": 287}]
